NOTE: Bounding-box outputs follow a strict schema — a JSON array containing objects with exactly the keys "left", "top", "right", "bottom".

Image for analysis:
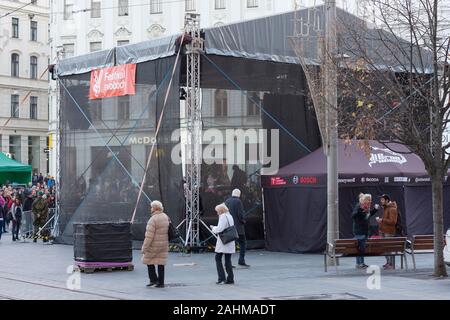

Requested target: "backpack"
[{"left": 395, "top": 210, "right": 405, "bottom": 236}]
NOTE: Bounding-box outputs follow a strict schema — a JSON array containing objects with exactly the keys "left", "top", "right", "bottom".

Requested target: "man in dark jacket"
[
  {"left": 23, "top": 192, "right": 34, "bottom": 238},
  {"left": 225, "top": 189, "right": 249, "bottom": 267},
  {"left": 352, "top": 193, "right": 379, "bottom": 269}
]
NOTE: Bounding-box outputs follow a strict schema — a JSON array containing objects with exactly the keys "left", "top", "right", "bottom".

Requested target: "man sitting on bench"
[{"left": 352, "top": 193, "right": 379, "bottom": 269}]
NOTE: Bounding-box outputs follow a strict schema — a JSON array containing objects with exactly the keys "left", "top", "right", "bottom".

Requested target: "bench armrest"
[{"left": 324, "top": 242, "right": 334, "bottom": 255}]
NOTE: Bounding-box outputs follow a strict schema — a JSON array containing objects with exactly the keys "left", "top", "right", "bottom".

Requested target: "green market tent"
[{"left": 0, "top": 152, "right": 32, "bottom": 185}]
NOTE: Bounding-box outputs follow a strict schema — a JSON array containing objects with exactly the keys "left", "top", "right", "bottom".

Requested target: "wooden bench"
[
  {"left": 406, "top": 235, "right": 445, "bottom": 271},
  {"left": 324, "top": 237, "right": 408, "bottom": 272}
]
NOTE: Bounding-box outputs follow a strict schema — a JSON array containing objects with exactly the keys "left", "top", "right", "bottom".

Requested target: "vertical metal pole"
[
  {"left": 185, "top": 14, "right": 203, "bottom": 248},
  {"left": 52, "top": 48, "right": 63, "bottom": 239},
  {"left": 325, "top": 0, "right": 339, "bottom": 262}
]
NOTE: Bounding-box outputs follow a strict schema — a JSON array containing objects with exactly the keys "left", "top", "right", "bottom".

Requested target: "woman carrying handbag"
[{"left": 211, "top": 203, "right": 236, "bottom": 285}]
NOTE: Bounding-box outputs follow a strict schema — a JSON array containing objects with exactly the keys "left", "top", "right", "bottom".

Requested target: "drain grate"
[{"left": 264, "top": 293, "right": 367, "bottom": 300}]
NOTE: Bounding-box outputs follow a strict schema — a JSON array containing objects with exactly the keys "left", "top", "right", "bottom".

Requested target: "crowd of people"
[{"left": 0, "top": 173, "right": 56, "bottom": 243}]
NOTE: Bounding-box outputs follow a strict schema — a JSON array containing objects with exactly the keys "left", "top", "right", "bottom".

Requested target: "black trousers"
[
  {"left": 237, "top": 234, "right": 246, "bottom": 264},
  {"left": 12, "top": 219, "right": 21, "bottom": 240},
  {"left": 215, "top": 253, "right": 233, "bottom": 282},
  {"left": 147, "top": 265, "right": 165, "bottom": 285}
]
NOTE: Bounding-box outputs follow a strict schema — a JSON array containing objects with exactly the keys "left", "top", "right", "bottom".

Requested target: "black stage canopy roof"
[{"left": 57, "top": 5, "right": 433, "bottom": 76}]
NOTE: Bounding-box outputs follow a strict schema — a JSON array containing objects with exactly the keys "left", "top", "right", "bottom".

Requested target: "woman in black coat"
[{"left": 11, "top": 198, "right": 23, "bottom": 241}]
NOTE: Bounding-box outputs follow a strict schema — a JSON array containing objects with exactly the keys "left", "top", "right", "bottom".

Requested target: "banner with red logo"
[{"left": 89, "top": 64, "right": 136, "bottom": 100}]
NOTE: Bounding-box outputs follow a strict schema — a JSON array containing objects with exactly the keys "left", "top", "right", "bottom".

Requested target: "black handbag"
[
  {"left": 168, "top": 220, "right": 180, "bottom": 242},
  {"left": 219, "top": 215, "right": 239, "bottom": 244}
]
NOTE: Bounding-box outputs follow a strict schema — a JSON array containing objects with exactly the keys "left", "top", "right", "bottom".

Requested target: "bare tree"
[{"left": 337, "top": 0, "right": 450, "bottom": 276}]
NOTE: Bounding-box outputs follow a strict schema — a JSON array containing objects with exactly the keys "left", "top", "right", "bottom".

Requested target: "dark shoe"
[
  {"left": 238, "top": 263, "right": 250, "bottom": 267},
  {"left": 216, "top": 280, "right": 225, "bottom": 284},
  {"left": 225, "top": 280, "right": 234, "bottom": 284},
  {"left": 33, "top": 238, "right": 37, "bottom": 243},
  {"left": 146, "top": 282, "right": 157, "bottom": 287},
  {"left": 12, "top": 238, "right": 16, "bottom": 241},
  {"left": 231, "top": 265, "right": 236, "bottom": 269},
  {"left": 155, "top": 284, "right": 164, "bottom": 288}
]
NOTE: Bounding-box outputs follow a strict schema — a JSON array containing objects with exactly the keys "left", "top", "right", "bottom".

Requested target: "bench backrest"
[
  {"left": 365, "top": 237, "right": 407, "bottom": 254},
  {"left": 411, "top": 235, "right": 444, "bottom": 251},
  {"left": 330, "top": 237, "right": 408, "bottom": 255},
  {"left": 333, "top": 239, "right": 359, "bottom": 255}
]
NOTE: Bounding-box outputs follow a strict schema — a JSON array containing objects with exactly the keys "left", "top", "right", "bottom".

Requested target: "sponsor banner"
[
  {"left": 89, "top": 64, "right": 136, "bottom": 100},
  {"left": 262, "top": 175, "right": 321, "bottom": 187},
  {"left": 262, "top": 174, "right": 447, "bottom": 187}
]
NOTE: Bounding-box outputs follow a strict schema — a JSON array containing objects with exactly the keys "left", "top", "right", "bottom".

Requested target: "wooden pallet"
[{"left": 75, "top": 264, "right": 134, "bottom": 273}]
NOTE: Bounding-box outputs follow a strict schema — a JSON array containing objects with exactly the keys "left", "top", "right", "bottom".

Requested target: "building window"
[
  {"left": 117, "top": 40, "right": 130, "bottom": 46},
  {"left": 90, "top": 100, "right": 102, "bottom": 121},
  {"left": 150, "top": 0, "right": 162, "bottom": 14},
  {"left": 30, "top": 96, "right": 38, "bottom": 119},
  {"left": 63, "top": 43, "right": 75, "bottom": 57},
  {"left": 30, "top": 56, "right": 38, "bottom": 79},
  {"left": 64, "top": 0, "right": 73, "bottom": 20},
  {"left": 119, "top": 0, "right": 128, "bottom": 16},
  {"left": 247, "top": 92, "right": 261, "bottom": 116},
  {"left": 185, "top": 0, "right": 195, "bottom": 11},
  {"left": 11, "top": 53, "right": 19, "bottom": 77},
  {"left": 30, "top": 20, "right": 37, "bottom": 41},
  {"left": 12, "top": 17, "right": 19, "bottom": 38},
  {"left": 214, "top": 89, "right": 228, "bottom": 117},
  {"left": 91, "top": 0, "right": 101, "bottom": 18},
  {"left": 90, "top": 41, "right": 102, "bottom": 52},
  {"left": 9, "top": 136, "right": 21, "bottom": 162},
  {"left": 215, "top": 0, "right": 225, "bottom": 9},
  {"left": 247, "top": 0, "right": 258, "bottom": 8},
  {"left": 28, "top": 136, "right": 40, "bottom": 170},
  {"left": 11, "top": 95, "right": 20, "bottom": 118},
  {"left": 118, "top": 96, "right": 130, "bottom": 120}
]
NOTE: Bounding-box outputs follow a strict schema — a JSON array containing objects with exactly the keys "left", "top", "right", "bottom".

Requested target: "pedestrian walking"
[
  {"left": 11, "top": 198, "right": 22, "bottom": 241},
  {"left": 225, "top": 189, "right": 249, "bottom": 267},
  {"left": 211, "top": 203, "right": 235, "bottom": 285},
  {"left": 376, "top": 194, "right": 398, "bottom": 270},
  {"left": 142, "top": 200, "right": 169, "bottom": 288},
  {"left": 352, "top": 193, "right": 379, "bottom": 269}
]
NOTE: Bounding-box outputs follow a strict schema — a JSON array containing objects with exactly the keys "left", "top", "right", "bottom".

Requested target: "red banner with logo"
[{"left": 89, "top": 64, "right": 136, "bottom": 100}]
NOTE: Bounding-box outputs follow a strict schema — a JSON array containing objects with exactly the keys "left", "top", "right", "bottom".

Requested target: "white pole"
[{"left": 325, "top": 0, "right": 339, "bottom": 264}]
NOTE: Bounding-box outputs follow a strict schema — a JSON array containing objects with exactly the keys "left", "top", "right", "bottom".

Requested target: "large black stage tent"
[
  {"left": 56, "top": 8, "right": 331, "bottom": 244},
  {"left": 55, "top": 5, "right": 434, "bottom": 250},
  {"left": 262, "top": 141, "right": 450, "bottom": 253}
]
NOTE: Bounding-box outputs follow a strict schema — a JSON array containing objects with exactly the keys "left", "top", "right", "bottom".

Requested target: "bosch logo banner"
[{"left": 300, "top": 176, "right": 317, "bottom": 184}]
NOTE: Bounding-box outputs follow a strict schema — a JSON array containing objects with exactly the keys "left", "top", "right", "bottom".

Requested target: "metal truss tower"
[{"left": 183, "top": 13, "right": 205, "bottom": 248}]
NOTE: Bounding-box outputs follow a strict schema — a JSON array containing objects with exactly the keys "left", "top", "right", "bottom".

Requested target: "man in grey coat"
[{"left": 225, "top": 189, "right": 250, "bottom": 267}]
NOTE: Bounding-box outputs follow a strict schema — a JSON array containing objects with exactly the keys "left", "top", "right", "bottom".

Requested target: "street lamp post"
[{"left": 324, "top": 0, "right": 339, "bottom": 264}]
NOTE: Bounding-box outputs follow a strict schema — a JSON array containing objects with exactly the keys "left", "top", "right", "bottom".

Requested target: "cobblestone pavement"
[{"left": 0, "top": 239, "right": 449, "bottom": 300}]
